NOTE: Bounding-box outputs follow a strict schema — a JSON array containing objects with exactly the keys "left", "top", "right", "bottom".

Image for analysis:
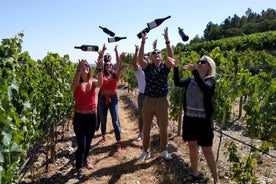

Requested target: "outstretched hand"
[
  {"left": 141, "top": 32, "right": 148, "bottom": 43},
  {"left": 152, "top": 39, "right": 157, "bottom": 49},
  {"left": 95, "top": 57, "right": 103, "bottom": 69},
  {"left": 183, "top": 64, "right": 196, "bottom": 71},
  {"left": 98, "top": 44, "right": 107, "bottom": 59},
  {"left": 135, "top": 45, "right": 139, "bottom": 53},
  {"left": 77, "top": 59, "right": 88, "bottom": 72},
  {"left": 166, "top": 57, "right": 178, "bottom": 68},
  {"left": 162, "top": 27, "right": 169, "bottom": 42},
  {"left": 120, "top": 52, "right": 127, "bottom": 60},
  {"left": 114, "top": 45, "right": 118, "bottom": 52}
]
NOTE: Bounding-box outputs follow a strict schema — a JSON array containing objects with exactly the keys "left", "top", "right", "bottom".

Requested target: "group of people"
[{"left": 71, "top": 27, "right": 219, "bottom": 183}]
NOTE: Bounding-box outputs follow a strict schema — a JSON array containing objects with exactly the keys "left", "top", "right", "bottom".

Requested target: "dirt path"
[
  {"left": 19, "top": 89, "right": 182, "bottom": 184},
  {"left": 19, "top": 88, "right": 276, "bottom": 184}
]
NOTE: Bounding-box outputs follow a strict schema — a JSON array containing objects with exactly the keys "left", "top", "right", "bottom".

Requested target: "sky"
[{"left": 1, "top": 0, "right": 275, "bottom": 64}]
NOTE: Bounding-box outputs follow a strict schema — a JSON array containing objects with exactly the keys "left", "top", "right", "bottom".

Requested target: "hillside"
[{"left": 19, "top": 87, "right": 276, "bottom": 184}]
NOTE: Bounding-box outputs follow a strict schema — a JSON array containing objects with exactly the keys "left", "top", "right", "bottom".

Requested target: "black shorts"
[{"left": 182, "top": 115, "right": 214, "bottom": 147}]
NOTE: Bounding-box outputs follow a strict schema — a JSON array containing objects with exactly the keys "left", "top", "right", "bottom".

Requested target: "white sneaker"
[
  {"left": 136, "top": 133, "right": 143, "bottom": 141},
  {"left": 161, "top": 150, "right": 172, "bottom": 160},
  {"left": 137, "top": 151, "right": 150, "bottom": 160}
]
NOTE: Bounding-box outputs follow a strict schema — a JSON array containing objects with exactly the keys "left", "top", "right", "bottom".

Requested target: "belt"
[{"left": 75, "top": 109, "right": 96, "bottom": 114}]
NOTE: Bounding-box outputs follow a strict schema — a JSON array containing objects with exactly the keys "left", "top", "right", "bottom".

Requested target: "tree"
[
  {"left": 230, "top": 14, "right": 241, "bottom": 28},
  {"left": 189, "top": 34, "right": 202, "bottom": 44}
]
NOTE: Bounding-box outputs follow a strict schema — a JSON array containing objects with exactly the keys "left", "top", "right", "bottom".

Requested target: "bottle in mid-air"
[
  {"left": 178, "top": 27, "right": 189, "bottom": 42},
  {"left": 147, "top": 15, "right": 171, "bottom": 30},
  {"left": 108, "top": 36, "right": 127, "bottom": 43},
  {"left": 74, "top": 45, "right": 99, "bottom": 52},
  {"left": 99, "top": 26, "right": 115, "bottom": 37},
  {"left": 137, "top": 27, "right": 150, "bottom": 39}
]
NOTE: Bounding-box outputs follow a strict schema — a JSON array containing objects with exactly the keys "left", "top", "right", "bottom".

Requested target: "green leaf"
[
  {"left": 0, "top": 152, "right": 4, "bottom": 163},
  {"left": 10, "top": 143, "right": 22, "bottom": 153},
  {"left": 2, "top": 131, "right": 12, "bottom": 146}
]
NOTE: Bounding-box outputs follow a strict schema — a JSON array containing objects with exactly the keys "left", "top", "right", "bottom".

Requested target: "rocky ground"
[{"left": 19, "top": 87, "right": 276, "bottom": 184}]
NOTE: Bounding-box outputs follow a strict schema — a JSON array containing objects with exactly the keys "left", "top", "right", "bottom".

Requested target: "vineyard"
[{"left": 0, "top": 31, "right": 276, "bottom": 183}]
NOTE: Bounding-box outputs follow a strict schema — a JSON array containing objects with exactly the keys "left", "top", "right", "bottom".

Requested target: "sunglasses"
[
  {"left": 197, "top": 60, "right": 208, "bottom": 65},
  {"left": 84, "top": 64, "right": 89, "bottom": 67},
  {"left": 104, "top": 63, "right": 112, "bottom": 67},
  {"left": 152, "top": 51, "right": 160, "bottom": 55}
]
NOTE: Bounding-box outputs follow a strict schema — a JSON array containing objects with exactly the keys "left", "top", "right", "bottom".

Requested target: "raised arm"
[
  {"left": 93, "top": 44, "right": 106, "bottom": 87},
  {"left": 114, "top": 45, "right": 124, "bottom": 78},
  {"left": 152, "top": 39, "right": 157, "bottom": 50},
  {"left": 132, "top": 45, "right": 139, "bottom": 71},
  {"left": 166, "top": 57, "right": 189, "bottom": 87},
  {"left": 116, "top": 52, "right": 126, "bottom": 78},
  {"left": 98, "top": 44, "right": 106, "bottom": 61},
  {"left": 114, "top": 44, "right": 119, "bottom": 66},
  {"left": 138, "top": 33, "right": 148, "bottom": 69},
  {"left": 114, "top": 45, "right": 120, "bottom": 77},
  {"left": 71, "top": 60, "right": 85, "bottom": 92},
  {"left": 163, "top": 27, "right": 173, "bottom": 58}
]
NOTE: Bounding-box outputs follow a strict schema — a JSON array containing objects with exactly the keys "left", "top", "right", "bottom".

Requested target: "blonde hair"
[{"left": 200, "top": 55, "right": 216, "bottom": 78}]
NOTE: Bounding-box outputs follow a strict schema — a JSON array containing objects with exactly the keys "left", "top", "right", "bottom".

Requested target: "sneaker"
[
  {"left": 137, "top": 151, "right": 150, "bottom": 160},
  {"left": 98, "top": 136, "right": 106, "bottom": 145},
  {"left": 161, "top": 150, "right": 172, "bottom": 160},
  {"left": 116, "top": 141, "right": 122, "bottom": 152},
  {"left": 136, "top": 133, "right": 143, "bottom": 141}
]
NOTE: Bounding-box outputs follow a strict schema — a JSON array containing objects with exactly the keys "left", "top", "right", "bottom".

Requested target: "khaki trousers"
[{"left": 141, "top": 96, "right": 169, "bottom": 152}]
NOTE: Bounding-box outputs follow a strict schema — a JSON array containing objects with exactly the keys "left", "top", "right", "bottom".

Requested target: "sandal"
[
  {"left": 77, "top": 169, "right": 86, "bottom": 180},
  {"left": 116, "top": 141, "right": 122, "bottom": 152},
  {"left": 183, "top": 173, "right": 204, "bottom": 183},
  {"left": 98, "top": 136, "right": 106, "bottom": 145},
  {"left": 84, "top": 162, "right": 93, "bottom": 169}
]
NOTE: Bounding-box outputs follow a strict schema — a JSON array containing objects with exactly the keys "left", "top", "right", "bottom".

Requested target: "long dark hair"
[
  {"left": 79, "top": 65, "right": 93, "bottom": 83},
  {"left": 103, "top": 62, "right": 116, "bottom": 78}
]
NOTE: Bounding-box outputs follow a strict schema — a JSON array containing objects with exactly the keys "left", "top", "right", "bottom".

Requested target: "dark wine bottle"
[
  {"left": 108, "top": 36, "right": 127, "bottom": 43},
  {"left": 74, "top": 45, "right": 99, "bottom": 52},
  {"left": 147, "top": 15, "right": 171, "bottom": 30},
  {"left": 99, "top": 26, "right": 115, "bottom": 37},
  {"left": 137, "top": 27, "right": 150, "bottom": 39},
  {"left": 178, "top": 27, "right": 189, "bottom": 42}
]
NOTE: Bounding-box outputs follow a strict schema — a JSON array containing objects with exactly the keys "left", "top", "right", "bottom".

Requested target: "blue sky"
[{"left": 1, "top": 0, "right": 275, "bottom": 64}]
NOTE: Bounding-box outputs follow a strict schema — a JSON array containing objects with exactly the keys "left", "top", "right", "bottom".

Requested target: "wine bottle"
[
  {"left": 147, "top": 15, "right": 171, "bottom": 30},
  {"left": 108, "top": 36, "right": 127, "bottom": 43},
  {"left": 137, "top": 27, "right": 150, "bottom": 39},
  {"left": 99, "top": 26, "right": 115, "bottom": 37},
  {"left": 74, "top": 45, "right": 99, "bottom": 52},
  {"left": 178, "top": 27, "right": 189, "bottom": 42}
]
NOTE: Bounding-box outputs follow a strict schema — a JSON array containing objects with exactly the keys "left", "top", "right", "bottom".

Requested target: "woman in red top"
[
  {"left": 98, "top": 45, "right": 125, "bottom": 152},
  {"left": 71, "top": 45, "right": 105, "bottom": 179}
]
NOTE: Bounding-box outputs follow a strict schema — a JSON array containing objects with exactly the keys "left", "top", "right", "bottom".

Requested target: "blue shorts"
[{"left": 182, "top": 115, "right": 214, "bottom": 147}]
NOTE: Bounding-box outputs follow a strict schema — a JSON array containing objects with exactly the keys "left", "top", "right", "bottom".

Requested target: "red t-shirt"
[
  {"left": 74, "top": 84, "right": 96, "bottom": 111},
  {"left": 100, "top": 75, "right": 119, "bottom": 104},
  {"left": 101, "top": 75, "right": 119, "bottom": 92}
]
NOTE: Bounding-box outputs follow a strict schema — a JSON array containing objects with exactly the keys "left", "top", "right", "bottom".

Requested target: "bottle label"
[
  {"left": 108, "top": 37, "right": 116, "bottom": 43},
  {"left": 87, "top": 47, "right": 95, "bottom": 51},
  {"left": 148, "top": 21, "right": 157, "bottom": 29}
]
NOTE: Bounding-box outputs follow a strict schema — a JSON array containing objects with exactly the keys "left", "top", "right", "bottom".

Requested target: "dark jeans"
[
  {"left": 73, "top": 112, "right": 96, "bottom": 169},
  {"left": 98, "top": 93, "right": 121, "bottom": 141},
  {"left": 137, "top": 92, "right": 145, "bottom": 132}
]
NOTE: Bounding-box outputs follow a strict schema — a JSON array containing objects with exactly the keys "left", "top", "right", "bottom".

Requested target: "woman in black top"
[{"left": 170, "top": 55, "right": 219, "bottom": 184}]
